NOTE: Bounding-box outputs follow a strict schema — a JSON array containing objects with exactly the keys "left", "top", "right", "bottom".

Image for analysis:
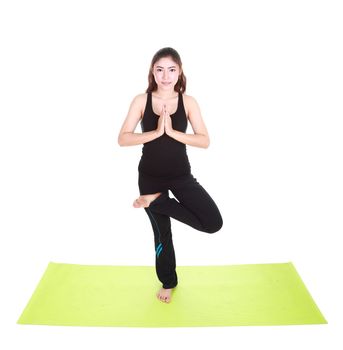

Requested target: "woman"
[{"left": 118, "top": 47, "right": 223, "bottom": 303}]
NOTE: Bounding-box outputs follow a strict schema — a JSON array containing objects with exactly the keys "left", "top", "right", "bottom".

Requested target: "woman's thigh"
[
  {"left": 138, "top": 172, "right": 168, "bottom": 195},
  {"left": 170, "top": 174, "right": 223, "bottom": 232}
]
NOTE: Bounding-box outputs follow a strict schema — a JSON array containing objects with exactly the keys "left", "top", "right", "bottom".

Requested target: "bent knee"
[{"left": 204, "top": 216, "right": 223, "bottom": 234}]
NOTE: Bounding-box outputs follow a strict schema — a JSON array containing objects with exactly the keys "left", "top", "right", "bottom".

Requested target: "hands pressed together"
[{"left": 156, "top": 104, "right": 174, "bottom": 137}]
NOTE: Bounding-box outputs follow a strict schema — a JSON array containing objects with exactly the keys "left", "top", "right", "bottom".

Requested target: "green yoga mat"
[{"left": 17, "top": 261, "right": 327, "bottom": 327}]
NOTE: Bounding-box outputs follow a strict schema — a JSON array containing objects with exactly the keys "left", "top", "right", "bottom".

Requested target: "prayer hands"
[
  {"left": 156, "top": 104, "right": 174, "bottom": 137},
  {"left": 163, "top": 104, "right": 173, "bottom": 136}
]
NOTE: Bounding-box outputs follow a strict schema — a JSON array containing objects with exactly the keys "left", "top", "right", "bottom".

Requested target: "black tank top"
[{"left": 138, "top": 91, "right": 191, "bottom": 177}]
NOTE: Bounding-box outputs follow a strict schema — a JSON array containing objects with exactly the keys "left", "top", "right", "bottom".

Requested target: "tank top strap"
[
  {"left": 147, "top": 91, "right": 153, "bottom": 113},
  {"left": 178, "top": 91, "right": 186, "bottom": 115}
]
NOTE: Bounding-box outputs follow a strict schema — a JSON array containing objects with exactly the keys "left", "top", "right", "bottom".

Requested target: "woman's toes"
[
  {"left": 133, "top": 197, "right": 147, "bottom": 208},
  {"left": 133, "top": 194, "right": 161, "bottom": 208},
  {"left": 156, "top": 288, "right": 172, "bottom": 303}
]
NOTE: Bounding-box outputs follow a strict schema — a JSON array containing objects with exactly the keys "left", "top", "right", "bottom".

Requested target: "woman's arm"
[
  {"left": 118, "top": 94, "right": 163, "bottom": 146},
  {"left": 165, "top": 95, "right": 210, "bottom": 148}
]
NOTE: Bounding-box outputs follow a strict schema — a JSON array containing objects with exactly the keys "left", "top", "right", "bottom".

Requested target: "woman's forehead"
[{"left": 154, "top": 57, "right": 178, "bottom": 68}]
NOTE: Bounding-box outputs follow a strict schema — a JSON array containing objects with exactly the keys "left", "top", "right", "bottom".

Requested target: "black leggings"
[{"left": 138, "top": 172, "right": 223, "bottom": 289}]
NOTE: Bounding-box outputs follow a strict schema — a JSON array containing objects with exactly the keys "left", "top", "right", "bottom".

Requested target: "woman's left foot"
[
  {"left": 156, "top": 287, "right": 173, "bottom": 303},
  {"left": 133, "top": 192, "right": 162, "bottom": 208}
]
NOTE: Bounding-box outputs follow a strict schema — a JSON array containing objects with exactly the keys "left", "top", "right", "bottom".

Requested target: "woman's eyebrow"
[{"left": 156, "top": 65, "right": 176, "bottom": 69}]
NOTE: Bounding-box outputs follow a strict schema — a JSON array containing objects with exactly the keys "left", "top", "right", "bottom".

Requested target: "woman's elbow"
[
  {"left": 118, "top": 134, "right": 126, "bottom": 146},
  {"left": 203, "top": 136, "right": 210, "bottom": 148}
]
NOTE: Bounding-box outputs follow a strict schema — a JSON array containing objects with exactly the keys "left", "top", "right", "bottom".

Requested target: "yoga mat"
[{"left": 17, "top": 262, "right": 327, "bottom": 327}]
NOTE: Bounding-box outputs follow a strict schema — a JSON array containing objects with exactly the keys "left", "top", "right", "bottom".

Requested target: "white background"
[{"left": 0, "top": 0, "right": 342, "bottom": 349}]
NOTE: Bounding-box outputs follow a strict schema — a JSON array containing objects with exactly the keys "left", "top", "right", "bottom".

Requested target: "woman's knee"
[{"left": 204, "top": 214, "right": 223, "bottom": 234}]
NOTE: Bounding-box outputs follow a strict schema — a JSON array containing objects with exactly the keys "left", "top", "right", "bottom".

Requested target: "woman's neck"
[{"left": 153, "top": 89, "right": 178, "bottom": 100}]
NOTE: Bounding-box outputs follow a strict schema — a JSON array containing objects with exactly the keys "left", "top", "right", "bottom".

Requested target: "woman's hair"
[{"left": 146, "top": 47, "right": 186, "bottom": 94}]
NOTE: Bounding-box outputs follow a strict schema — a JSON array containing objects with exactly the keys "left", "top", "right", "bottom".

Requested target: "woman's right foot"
[{"left": 133, "top": 192, "right": 162, "bottom": 208}]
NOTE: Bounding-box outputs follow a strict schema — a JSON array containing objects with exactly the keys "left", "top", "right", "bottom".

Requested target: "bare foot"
[
  {"left": 156, "top": 287, "right": 173, "bottom": 303},
  {"left": 133, "top": 192, "right": 162, "bottom": 208}
]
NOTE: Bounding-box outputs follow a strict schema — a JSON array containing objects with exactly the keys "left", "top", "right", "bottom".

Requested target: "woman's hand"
[
  {"left": 163, "top": 104, "right": 174, "bottom": 136},
  {"left": 156, "top": 105, "right": 165, "bottom": 137}
]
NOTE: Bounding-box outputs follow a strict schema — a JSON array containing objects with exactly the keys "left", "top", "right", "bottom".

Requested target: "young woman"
[{"left": 118, "top": 47, "right": 223, "bottom": 303}]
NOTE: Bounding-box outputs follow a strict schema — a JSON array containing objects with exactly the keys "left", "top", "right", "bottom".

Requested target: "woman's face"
[{"left": 153, "top": 56, "right": 180, "bottom": 90}]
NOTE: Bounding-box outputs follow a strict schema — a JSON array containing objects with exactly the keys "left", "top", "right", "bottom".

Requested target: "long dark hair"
[{"left": 146, "top": 47, "right": 187, "bottom": 94}]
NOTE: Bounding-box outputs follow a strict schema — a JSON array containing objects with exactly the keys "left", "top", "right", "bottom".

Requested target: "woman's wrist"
[{"left": 165, "top": 128, "right": 174, "bottom": 138}]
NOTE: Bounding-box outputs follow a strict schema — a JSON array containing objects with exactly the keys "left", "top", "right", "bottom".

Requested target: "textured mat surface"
[{"left": 17, "top": 262, "right": 327, "bottom": 327}]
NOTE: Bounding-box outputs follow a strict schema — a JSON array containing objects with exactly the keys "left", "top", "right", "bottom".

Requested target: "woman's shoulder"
[
  {"left": 182, "top": 93, "right": 200, "bottom": 117},
  {"left": 182, "top": 93, "right": 199, "bottom": 105},
  {"left": 132, "top": 92, "right": 148, "bottom": 102},
  {"left": 130, "top": 93, "right": 148, "bottom": 110}
]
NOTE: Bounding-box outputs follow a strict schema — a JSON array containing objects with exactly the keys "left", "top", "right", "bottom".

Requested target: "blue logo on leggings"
[{"left": 156, "top": 243, "right": 163, "bottom": 258}]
